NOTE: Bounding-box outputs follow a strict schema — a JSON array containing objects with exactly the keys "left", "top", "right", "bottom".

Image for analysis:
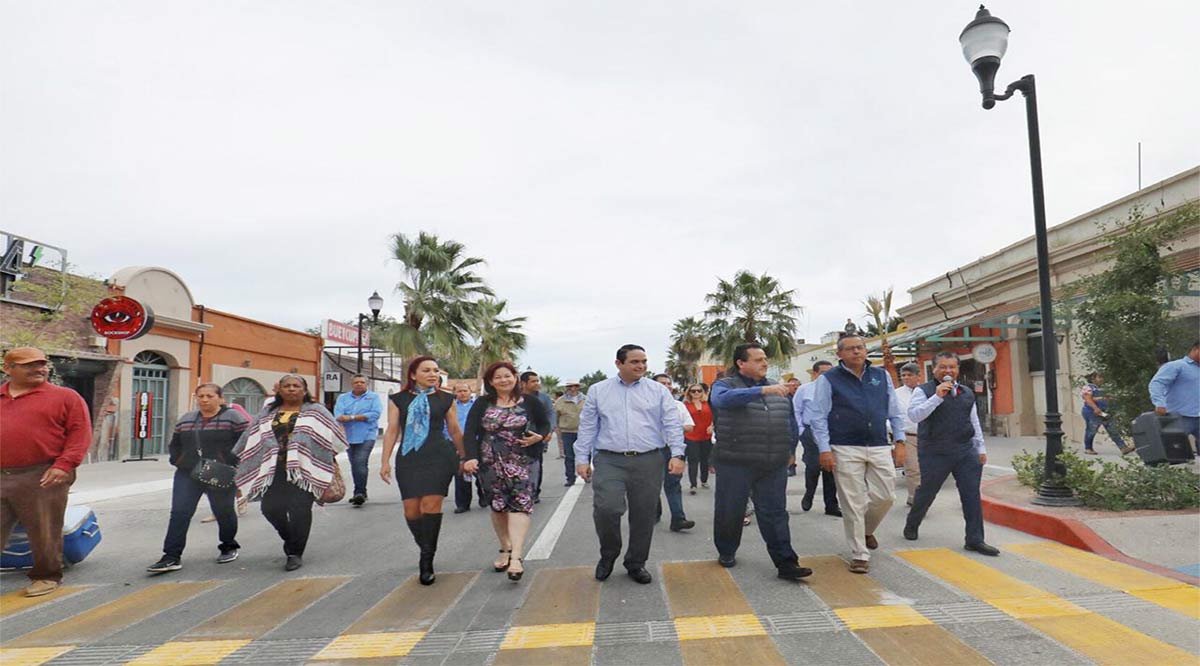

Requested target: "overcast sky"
[{"left": 3, "top": 2, "right": 1198, "bottom": 379}]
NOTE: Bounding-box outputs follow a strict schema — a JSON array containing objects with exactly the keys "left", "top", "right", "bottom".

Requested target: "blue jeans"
[
  {"left": 347, "top": 441, "right": 375, "bottom": 497},
  {"left": 905, "top": 447, "right": 985, "bottom": 546},
  {"left": 712, "top": 462, "right": 796, "bottom": 566},
  {"left": 1082, "top": 411, "right": 1126, "bottom": 451},
  {"left": 162, "top": 469, "right": 238, "bottom": 558},
  {"left": 658, "top": 448, "right": 686, "bottom": 522},
  {"left": 1181, "top": 416, "right": 1200, "bottom": 449},
  {"left": 562, "top": 432, "right": 578, "bottom": 485}
]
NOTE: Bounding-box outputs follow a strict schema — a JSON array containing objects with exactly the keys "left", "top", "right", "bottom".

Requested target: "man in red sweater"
[{"left": 0, "top": 347, "right": 93, "bottom": 597}]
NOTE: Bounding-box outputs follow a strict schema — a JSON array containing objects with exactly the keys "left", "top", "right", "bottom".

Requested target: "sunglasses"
[{"left": 688, "top": 389, "right": 704, "bottom": 394}]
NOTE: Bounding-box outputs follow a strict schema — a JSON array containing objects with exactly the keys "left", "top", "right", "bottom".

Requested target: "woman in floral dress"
[{"left": 462, "top": 361, "right": 551, "bottom": 581}]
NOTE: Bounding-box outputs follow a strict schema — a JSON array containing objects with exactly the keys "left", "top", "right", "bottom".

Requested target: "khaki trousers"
[
  {"left": 831, "top": 445, "right": 895, "bottom": 561},
  {"left": 0, "top": 464, "right": 74, "bottom": 582},
  {"left": 904, "top": 434, "right": 921, "bottom": 504}
]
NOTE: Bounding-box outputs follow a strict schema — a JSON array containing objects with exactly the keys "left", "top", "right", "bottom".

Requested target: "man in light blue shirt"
[
  {"left": 575, "top": 344, "right": 684, "bottom": 585},
  {"left": 449, "top": 384, "right": 478, "bottom": 514},
  {"left": 334, "top": 375, "right": 382, "bottom": 506},
  {"left": 1149, "top": 342, "right": 1200, "bottom": 445}
]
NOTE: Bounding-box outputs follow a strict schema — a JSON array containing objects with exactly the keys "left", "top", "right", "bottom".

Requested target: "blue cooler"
[{"left": 1, "top": 505, "right": 102, "bottom": 569}]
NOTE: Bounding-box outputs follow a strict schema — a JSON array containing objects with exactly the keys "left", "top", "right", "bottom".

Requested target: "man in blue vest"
[
  {"left": 902, "top": 352, "right": 999, "bottom": 556},
  {"left": 808, "top": 334, "right": 905, "bottom": 574},
  {"left": 710, "top": 343, "right": 811, "bottom": 580}
]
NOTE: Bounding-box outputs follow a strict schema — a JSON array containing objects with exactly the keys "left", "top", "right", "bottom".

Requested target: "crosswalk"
[{"left": 1, "top": 541, "right": 1197, "bottom": 666}]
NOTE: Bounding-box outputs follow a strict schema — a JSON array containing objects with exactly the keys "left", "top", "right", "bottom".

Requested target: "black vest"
[
  {"left": 712, "top": 374, "right": 796, "bottom": 468},
  {"left": 916, "top": 381, "right": 977, "bottom": 454}
]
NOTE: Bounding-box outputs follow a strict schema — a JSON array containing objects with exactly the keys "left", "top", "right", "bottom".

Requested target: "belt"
[
  {"left": 596, "top": 448, "right": 665, "bottom": 457},
  {"left": 0, "top": 462, "right": 54, "bottom": 474}
]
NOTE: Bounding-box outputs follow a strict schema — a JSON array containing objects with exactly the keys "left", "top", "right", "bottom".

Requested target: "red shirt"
[
  {"left": 0, "top": 381, "right": 93, "bottom": 471},
  {"left": 684, "top": 400, "right": 713, "bottom": 442}
]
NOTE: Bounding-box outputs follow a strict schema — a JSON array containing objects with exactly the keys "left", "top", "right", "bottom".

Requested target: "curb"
[{"left": 980, "top": 476, "right": 1200, "bottom": 586}]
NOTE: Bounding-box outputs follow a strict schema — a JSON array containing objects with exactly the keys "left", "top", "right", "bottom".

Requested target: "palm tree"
[
  {"left": 863, "top": 288, "right": 899, "bottom": 383},
  {"left": 668, "top": 316, "right": 706, "bottom": 384},
  {"left": 387, "top": 231, "right": 494, "bottom": 361},
  {"left": 473, "top": 299, "right": 527, "bottom": 378},
  {"left": 703, "top": 271, "right": 802, "bottom": 363}
]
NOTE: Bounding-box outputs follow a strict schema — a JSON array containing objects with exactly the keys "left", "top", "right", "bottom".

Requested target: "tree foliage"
[
  {"left": 702, "top": 271, "right": 802, "bottom": 364},
  {"left": 579, "top": 369, "right": 608, "bottom": 393},
  {"left": 1071, "top": 203, "right": 1198, "bottom": 434},
  {"left": 472, "top": 299, "right": 527, "bottom": 378},
  {"left": 666, "top": 316, "right": 705, "bottom": 386},
  {"left": 386, "top": 231, "right": 494, "bottom": 363}
]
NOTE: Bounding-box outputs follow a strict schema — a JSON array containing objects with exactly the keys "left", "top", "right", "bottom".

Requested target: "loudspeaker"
[{"left": 1131, "top": 412, "right": 1196, "bottom": 466}]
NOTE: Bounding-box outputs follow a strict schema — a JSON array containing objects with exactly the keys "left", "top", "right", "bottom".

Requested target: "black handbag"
[{"left": 188, "top": 413, "right": 238, "bottom": 489}]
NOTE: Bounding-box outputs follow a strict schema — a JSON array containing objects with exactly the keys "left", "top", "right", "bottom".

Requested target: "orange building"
[{"left": 102, "top": 267, "right": 322, "bottom": 458}]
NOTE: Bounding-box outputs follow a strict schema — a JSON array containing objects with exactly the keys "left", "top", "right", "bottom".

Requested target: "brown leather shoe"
[
  {"left": 24, "top": 580, "right": 59, "bottom": 597},
  {"left": 865, "top": 534, "right": 878, "bottom": 550},
  {"left": 849, "top": 559, "right": 870, "bottom": 574}
]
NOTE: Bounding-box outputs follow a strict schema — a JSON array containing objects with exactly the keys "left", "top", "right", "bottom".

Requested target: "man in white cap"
[
  {"left": 0, "top": 347, "right": 93, "bottom": 597},
  {"left": 554, "top": 379, "right": 587, "bottom": 486}
]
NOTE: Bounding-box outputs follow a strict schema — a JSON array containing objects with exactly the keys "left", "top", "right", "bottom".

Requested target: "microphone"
[{"left": 943, "top": 375, "right": 956, "bottom": 397}]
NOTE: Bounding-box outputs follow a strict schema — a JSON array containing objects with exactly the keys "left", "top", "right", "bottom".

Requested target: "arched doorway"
[
  {"left": 223, "top": 377, "right": 266, "bottom": 414},
  {"left": 132, "top": 351, "right": 171, "bottom": 455}
]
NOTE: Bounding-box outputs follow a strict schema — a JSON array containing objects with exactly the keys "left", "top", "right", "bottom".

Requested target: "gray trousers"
[{"left": 592, "top": 449, "right": 664, "bottom": 570}]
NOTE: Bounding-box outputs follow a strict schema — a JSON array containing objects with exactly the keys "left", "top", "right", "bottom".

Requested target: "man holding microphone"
[{"left": 902, "top": 352, "right": 999, "bottom": 556}]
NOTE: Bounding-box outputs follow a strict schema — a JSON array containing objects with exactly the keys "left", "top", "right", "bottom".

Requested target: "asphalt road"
[{"left": 2, "top": 452, "right": 1197, "bottom": 665}]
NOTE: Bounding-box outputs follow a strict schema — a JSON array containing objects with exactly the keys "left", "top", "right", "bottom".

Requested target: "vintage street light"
[
  {"left": 357, "top": 291, "right": 384, "bottom": 375},
  {"left": 960, "top": 6, "right": 1078, "bottom": 506}
]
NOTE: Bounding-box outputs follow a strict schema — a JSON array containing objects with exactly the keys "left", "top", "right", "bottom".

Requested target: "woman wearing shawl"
[
  {"left": 461, "top": 361, "right": 551, "bottom": 582},
  {"left": 380, "top": 356, "right": 470, "bottom": 585},
  {"left": 233, "top": 375, "right": 347, "bottom": 571}
]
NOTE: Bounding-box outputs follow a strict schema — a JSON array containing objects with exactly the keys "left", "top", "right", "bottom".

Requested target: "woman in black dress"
[
  {"left": 462, "top": 361, "right": 550, "bottom": 582},
  {"left": 380, "top": 356, "right": 472, "bottom": 585}
]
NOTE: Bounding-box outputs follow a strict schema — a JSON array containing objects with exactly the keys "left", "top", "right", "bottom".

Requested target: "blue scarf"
[{"left": 401, "top": 387, "right": 437, "bottom": 456}]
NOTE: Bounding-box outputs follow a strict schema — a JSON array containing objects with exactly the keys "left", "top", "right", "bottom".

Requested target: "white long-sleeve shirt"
[{"left": 907, "top": 385, "right": 986, "bottom": 454}]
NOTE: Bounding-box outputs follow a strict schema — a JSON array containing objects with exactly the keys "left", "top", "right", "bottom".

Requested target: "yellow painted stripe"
[
  {"left": 1008, "top": 541, "right": 1200, "bottom": 619},
  {"left": 6, "top": 581, "right": 219, "bottom": 648},
  {"left": 674, "top": 613, "right": 766, "bottom": 641},
  {"left": 0, "top": 586, "right": 89, "bottom": 618},
  {"left": 899, "top": 548, "right": 1198, "bottom": 666},
  {"left": 806, "top": 555, "right": 990, "bottom": 665},
  {"left": 182, "top": 576, "right": 348, "bottom": 640},
  {"left": 312, "top": 632, "right": 426, "bottom": 660},
  {"left": 125, "top": 639, "right": 251, "bottom": 666},
  {"left": 0, "top": 646, "right": 74, "bottom": 666},
  {"left": 338, "top": 572, "right": 475, "bottom": 635},
  {"left": 662, "top": 560, "right": 784, "bottom": 666},
  {"left": 835, "top": 605, "right": 934, "bottom": 630},
  {"left": 500, "top": 622, "right": 595, "bottom": 649}
]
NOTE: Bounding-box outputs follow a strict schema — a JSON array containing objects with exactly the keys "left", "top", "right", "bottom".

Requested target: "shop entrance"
[{"left": 132, "top": 351, "right": 171, "bottom": 455}]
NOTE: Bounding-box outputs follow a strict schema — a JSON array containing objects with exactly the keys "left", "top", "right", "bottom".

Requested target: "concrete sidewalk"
[{"left": 980, "top": 435, "right": 1200, "bottom": 581}]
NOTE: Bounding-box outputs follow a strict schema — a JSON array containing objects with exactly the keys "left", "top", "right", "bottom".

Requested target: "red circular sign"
[{"left": 91, "top": 296, "right": 155, "bottom": 340}]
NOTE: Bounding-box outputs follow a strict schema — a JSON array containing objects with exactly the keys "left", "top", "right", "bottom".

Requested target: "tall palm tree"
[
  {"left": 863, "top": 288, "right": 899, "bottom": 383},
  {"left": 668, "top": 316, "right": 706, "bottom": 384},
  {"left": 387, "top": 231, "right": 494, "bottom": 360},
  {"left": 473, "top": 298, "right": 527, "bottom": 378},
  {"left": 703, "top": 271, "right": 802, "bottom": 363}
]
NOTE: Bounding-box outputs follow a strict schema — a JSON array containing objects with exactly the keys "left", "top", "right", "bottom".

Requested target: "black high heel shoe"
[
  {"left": 507, "top": 558, "right": 524, "bottom": 582},
  {"left": 494, "top": 549, "right": 512, "bottom": 572}
]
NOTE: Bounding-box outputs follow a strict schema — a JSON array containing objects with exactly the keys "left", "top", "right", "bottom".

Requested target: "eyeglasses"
[{"left": 688, "top": 389, "right": 703, "bottom": 394}]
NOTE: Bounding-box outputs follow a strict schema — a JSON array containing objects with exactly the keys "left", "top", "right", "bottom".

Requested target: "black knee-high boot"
[
  {"left": 406, "top": 517, "right": 425, "bottom": 555},
  {"left": 419, "top": 513, "right": 442, "bottom": 585}
]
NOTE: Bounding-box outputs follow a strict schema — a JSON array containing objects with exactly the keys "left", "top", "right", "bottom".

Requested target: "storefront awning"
[{"left": 866, "top": 312, "right": 982, "bottom": 352}]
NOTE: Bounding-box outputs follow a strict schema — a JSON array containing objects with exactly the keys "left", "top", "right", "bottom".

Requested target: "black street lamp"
[
  {"left": 357, "top": 291, "right": 384, "bottom": 375},
  {"left": 960, "top": 6, "right": 1078, "bottom": 506}
]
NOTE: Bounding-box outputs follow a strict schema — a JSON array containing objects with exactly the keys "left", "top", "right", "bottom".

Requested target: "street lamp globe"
[
  {"left": 960, "top": 5, "right": 1011, "bottom": 109},
  {"left": 367, "top": 291, "right": 384, "bottom": 319}
]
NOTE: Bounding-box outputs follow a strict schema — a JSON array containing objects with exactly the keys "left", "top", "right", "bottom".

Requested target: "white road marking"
[{"left": 525, "top": 482, "right": 584, "bottom": 560}]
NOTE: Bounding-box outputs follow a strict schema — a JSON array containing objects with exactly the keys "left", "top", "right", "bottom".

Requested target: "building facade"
[{"left": 895, "top": 167, "right": 1199, "bottom": 443}]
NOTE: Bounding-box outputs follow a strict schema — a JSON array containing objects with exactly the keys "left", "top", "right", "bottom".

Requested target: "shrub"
[{"left": 1009, "top": 448, "right": 1200, "bottom": 511}]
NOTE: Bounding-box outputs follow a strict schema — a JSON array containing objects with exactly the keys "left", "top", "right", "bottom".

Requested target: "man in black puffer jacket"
[{"left": 710, "top": 343, "right": 812, "bottom": 581}]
